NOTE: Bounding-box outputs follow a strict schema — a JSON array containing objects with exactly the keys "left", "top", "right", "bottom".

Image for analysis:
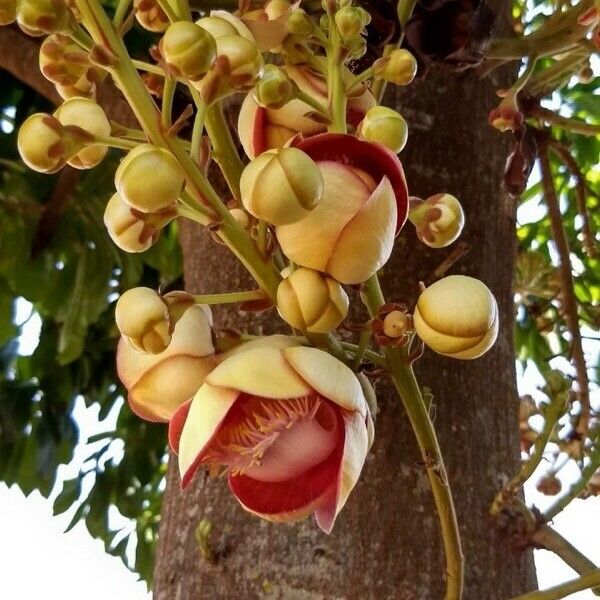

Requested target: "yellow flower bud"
[
  {"left": 116, "top": 287, "right": 172, "bottom": 354},
  {"left": 216, "top": 34, "right": 263, "bottom": 82},
  {"left": 229, "top": 207, "right": 251, "bottom": 229},
  {"left": 0, "top": 0, "right": 18, "bottom": 25},
  {"left": 53, "top": 97, "right": 110, "bottom": 169},
  {"left": 286, "top": 8, "right": 313, "bottom": 35},
  {"left": 103, "top": 192, "right": 176, "bottom": 253},
  {"left": 374, "top": 49, "right": 417, "bottom": 85},
  {"left": 265, "top": 0, "right": 290, "bottom": 19},
  {"left": 276, "top": 267, "right": 349, "bottom": 333},
  {"left": 160, "top": 21, "right": 217, "bottom": 81},
  {"left": 196, "top": 14, "right": 240, "bottom": 39},
  {"left": 115, "top": 144, "right": 185, "bottom": 213},
  {"left": 17, "top": 113, "right": 69, "bottom": 173},
  {"left": 252, "top": 64, "right": 294, "bottom": 109},
  {"left": 240, "top": 147, "right": 323, "bottom": 225},
  {"left": 357, "top": 106, "right": 408, "bottom": 153},
  {"left": 40, "top": 34, "right": 88, "bottom": 86},
  {"left": 133, "top": 0, "right": 172, "bottom": 32},
  {"left": 17, "top": 0, "right": 73, "bottom": 36},
  {"left": 409, "top": 193, "right": 465, "bottom": 248},
  {"left": 334, "top": 6, "right": 370, "bottom": 40},
  {"left": 413, "top": 275, "right": 498, "bottom": 359}
]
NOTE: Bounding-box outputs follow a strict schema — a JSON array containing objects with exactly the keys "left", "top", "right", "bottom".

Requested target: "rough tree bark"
[{"left": 153, "top": 63, "right": 537, "bottom": 600}]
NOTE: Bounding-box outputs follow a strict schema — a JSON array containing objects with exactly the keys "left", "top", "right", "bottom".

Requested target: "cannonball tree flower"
[
  {"left": 169, "top": 340, "right": 373, "bottom": 532},
  {"left": 275, "top": 133, "right": 409, "bottom": 284},
  {"left": 117, "top": 304, "right": 216, "bottom": 421},
  {"left": 413, "top": 275, "right": 498, "bottom": 359},
  {"left": 237, "top": 64, "right": 376, "bottom": 158}
]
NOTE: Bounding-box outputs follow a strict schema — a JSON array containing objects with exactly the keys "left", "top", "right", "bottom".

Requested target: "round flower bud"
[
  {"left": 409, "top": 193, "right": 465, "bottom": 248},
  {"left": 17, "top": 0, "right": 73, "bottom": 36},
  {"left": 374, "top": 49, "right": 417, "bottom": 85},
  {"left": 276, "top": 267, "right": 349, "bottom": 333},
  {"left": 252, "top": 64, "right": 294, "bottom": 109},
  {"left": 287, "top": 8, "right": 313, "bottom": 35},
  {"left": 334, "top": 6, "right": 370, "bottom": 40},
  {"left": 229, "top": 207, "right": 250, "bottom": 229},
  {"left": 133, "top": 0, "right": 170, "bottom": 32},
  {"left": 53, "top": 97, "right": 110, "bottom": 169},
  {"left": 357, "top": 106, "right": 408, "bottom": 154},
  {"left": 103, "top": 192, "right": 176, "bottom": 253},
  {"left": 196, "top": 14, "right": 240, "bottom": 39},
  {"left": 413, "top": 275, "right": 498, "bottom": 360},
  {"left": 40, "top": 34, "right": 88, "bottom": 87},
  {"left": 216, "top": 34, "right": 263, "bottom": 82},
  {"left": 17, "top": 113, "right": 69, "bottom": 173},
  {"left": 115, "top": 144, "right": 185, "bottom": 213},
  {"left": 160, "top": 21, "right": 217, "bottom": 81},
  {"left": 0, "top": 0, "right": 18, "bottom": 25},
  {"left": 240, "top": 147, "right": 323, "bottom": 225},
  {"left": 116, "top": 287, "right": 172, "bottom": 354}
]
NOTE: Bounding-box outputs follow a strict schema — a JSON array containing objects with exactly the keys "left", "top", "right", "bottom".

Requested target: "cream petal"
[
  {"left": 449, "top": 307, "right": 499, "bottom": 359},
  {"left": 315, "top": 410, "right": 369, "bottom": 533},
  {"left": 326, "top": 176, "right": 397, "bottom": 284},
  {"left": 206, "top": 346, "right": 312, "bottom": 398},
  {"left": 178, "top": 383, "right": 240, "bottom": 487},
  {"left": 282, "top": 346, "right": 366, "bottom": 414},
  {"left": 221, "top": 334, "right": 300, "bottom": 358},
  {"left": 210, "top": 10, "right": 255, "bottom": 41}
]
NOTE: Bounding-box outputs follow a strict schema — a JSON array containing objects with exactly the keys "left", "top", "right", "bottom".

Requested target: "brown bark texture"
[{"left": 153, "top": 64, "right": 537, "bottom": 599}]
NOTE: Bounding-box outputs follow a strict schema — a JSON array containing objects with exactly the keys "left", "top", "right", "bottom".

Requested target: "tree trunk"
[{"left": 153, "top": 60, "right": 537, "bottom": 599}]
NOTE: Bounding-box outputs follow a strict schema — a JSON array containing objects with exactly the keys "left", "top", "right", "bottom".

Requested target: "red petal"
[
  {"left": 228, "top": 440, "right": 342, "bottom": 518},
  {"left": 168, "top": 398, "right": 192, "bottom": 455},
  {"left": 293, "top": 133, "right": 409, "bottom": 232}
]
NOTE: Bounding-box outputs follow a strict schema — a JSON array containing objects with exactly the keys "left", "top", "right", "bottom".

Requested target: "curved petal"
[
  {"left": 315, "top": 410, "right": 369, "bottom": 533},
  {"left": 241, "top": 2, "right": 299, "bottom": 51},
  {"left": 292, "top": 133, "right": 409, "bottom": 232},
  {"left": 178, "top": 384, "right": 240, "bottom": 488},
  {"left": 206, "top": 346, "right": 311, "bottom": 399},
  {"left": 168, "top": 398, "right": 192, "bottom": 454},
  {"left": 282, "top": 346, "right": 367, "bottom": 415},
  {"left": 449, "top": 309, "right": 499, "bottom": 359},
  {"left": 219, "top": 334, "right": 300, "bottom": 361},
  {"left": 326, "top": 176, "right": 397, "bottom": 284}
]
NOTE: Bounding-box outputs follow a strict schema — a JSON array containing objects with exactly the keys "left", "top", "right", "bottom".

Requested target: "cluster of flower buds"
[
  {"left": 17, "top": 97, "right": 110, "bottom": 173},
  {"left": 413, "top": 275, "right": 498, "bottom": 359},
  {"left": 409, "top": 193, "right": 465, "bottom": 248}
]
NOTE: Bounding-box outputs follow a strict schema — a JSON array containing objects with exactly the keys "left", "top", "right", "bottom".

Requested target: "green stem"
[
  {"left": 347, "top": 67, "right": 374, "bottom": 91},
  {"left": 193, "top": 289, "right": 267, "bottom": 305},
  {"left": 95, "top": 136, "right": 139, "bottom": 150},
  {"left": 326, "top": 17, "right": 347, "bottom": 134},
  {"left": 352, "top": 327, "right": 372, "bottom": 369},
  {"left": 203, "top": 101, "right": 244, "bottom": 200},
  {"left": 156, "top": 0, "right": 178, "bottom": 22},
  {"left": 132, "top": 59, "right": 165, "bottom": 76},
  {"left": 510, "top": 568, "right": 600, "bottom": 600},
  {"left": 161, "top": 77, "right": 176, "bottom": 129},
  {"left": 531, "top": 106, "right": 600, "bottom": 136},
  {"left": 112, "top": 0, "right": 131, "bottom": 28},
  {"left": 362, "top": 275, "right": 464, "bottom": 600},
  {"left": 490, "top": 395, "right": 563, "bottom": 516},
  {"left": 294, "top": 88, "right": 329, "bottom": 119},
  {"left": 257, "top": 220, "right": 268, "bottom": 256},
  {"left": 190, "top": 96, "right": 207, "bottom": 164},
  {"left": 69, "top": 25, "right": 93, "bottom": 51},
  {"left": 74, "top": 0, "right": 280, "bottom": 301}
]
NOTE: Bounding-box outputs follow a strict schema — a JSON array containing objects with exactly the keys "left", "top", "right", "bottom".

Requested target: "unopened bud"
[
  {"left": 373, "top": 49, "right": 417, "bottom": 85},
  {"left": 54, "top": 97, "right": 110, "bottom": 169},
  {"left": 216, "top": 35, "right": 263, "bottom": 83},
  {"left": 196, "top": 14, "right": 241, "bottom": 39},
  {"left": 409, "top": 193, "right": 465, "bottom": 248},
  {"left": 17, "top": 0, "right": 73, "bottom": 36},
  {"left": 115, "top": 144, "right": 185, "bottom": 213},
  {"left": 264, "top": 0, "right": 290, "bottom": 19},
  {"left": 536, "top": 474, "right": 562, "bottom": 496},
  {"left": 358, "top": 106, "right": 408, "bottom": 153},
  {"left": 253, "top": 64, "right": 294, "bottom": 108},
  {"left": 414, "top": 275, "right": 498, "bottom": 359},
  {"left": 103, "top": 192, "right": 176, "bottom": 253},
  {"left": 334, "top": 6, "right": 370, "bottom": 40},
  {"left": 229, "top": 207, "right": 251, "bottom": 229},
  {"left": 0, "top": 0, "right": 18, "bottom": 25},
  {"left": 160, "top": 21, "right": 217, "bottom": 81},
  {"left": 17, "top": 113, "right": 70, "bottom": 173},
  {"left": 240, "top": 147, "right": 323, "bottom": 225},
  {"left": 287, "top": 8, "right": 313, "bottom": 34},
  {"left": 578, "top": 64, "right": 594, "bottom": 83},
  {"left": 133, "top": 0, "right": 171, "bottom": 32},
  {"left": 277, "top": 267, "right": 349, "bottom": 333}
]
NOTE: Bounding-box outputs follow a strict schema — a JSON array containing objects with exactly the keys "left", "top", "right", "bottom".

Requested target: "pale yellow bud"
[
  {"left": 277, "top": 267, "right": 349, "bottom": 333},
  {"left": 115, "top": 144, "right": 185, "bottom": 213},
  {"left": 358, "top": 106, "right": 408, "bottom": 153},
  {"left": 374, "top": 49, "right": 417, "bottom": 85},
  {"left": 240, "top": 147, "right": 323, "bottom": 225},
  {"left": 116, "top": 287, "right": 172, "bottom": 354},
  {"left": 133, "top": 0, "right": 171, "bottom": 32},
  {"left": 160, "top": 21, "right": 217, "bottom": 80},
  {"left": 265, "top": 0, "right": 290, "bottom": 19},
  {"left": 286, "top": 8, "right": 313, "bottom": 35},
  {"left": 103, "top": 192, "right": 176, "bottom": 253},
  {"left": 334, "top": 6, "right": 370, "bottom": 40},
  {"left": 253, "top": 64, "right": 294, "bottom": 109},
  {"left": 196, "top": 15, "right": 240, "bottom": 39},
  {"left": 0, "top": 0, "right": 18, "bottom": 25},
  {"left": 216, "top": 34, "right": 263, "bottom": 82},
  {"left": 413, "top": 275, "right": 498, "bottom": 359},
  {"left": 53, "top": 97, "right": 110, "bottom": 169},
  {"left": 17, "top": 113, "right": 69, "bottom": 173},
  {"left": 409, "top": 193, "right": 464, "bottom": 248},
  {"left": 17, "top": 0, "right": 73, "bottom": 36},
  {"left": 229, "top": 207, "right": 251, "bottom": 229}
]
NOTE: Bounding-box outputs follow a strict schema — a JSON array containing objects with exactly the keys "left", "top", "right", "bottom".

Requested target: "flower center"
[{"left": 202, "top": 393, "right": 340, "bottom": 482}]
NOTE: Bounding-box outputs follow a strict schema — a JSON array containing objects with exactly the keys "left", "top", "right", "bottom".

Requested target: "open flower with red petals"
[
  {"left": 117, "top": 305, "right": 216, "bottom": 422},
  {"left": 275, "top": 133, "right": 409, "bottom": 284},
  {"left": 169, "top": 336, "right": 373, "bottom": 533},
  {"left": 238, "top": 64, "right": 375, "bottom": 158}
]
